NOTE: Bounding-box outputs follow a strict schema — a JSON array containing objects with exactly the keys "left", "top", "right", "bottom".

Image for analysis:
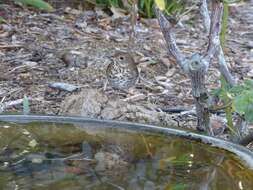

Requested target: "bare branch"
[
  {"left": 200, "top": 0, "right": 211, "bottom": 33},
  {"left": 218, "top": 48, "right": 236, "bottom": 85},
  {"left": 199, "top": 0, "right": 238, "bottom": 138},
  {"left": 188, "top": 54, "right": 213, "bottom": 135},
  {"left": 204, "top": 0, "right": 223, "bottom": 63},
  {"left": 188, "top": 54, "right": 208, "bottom": 97},
  {"left": 201, "top": 0, "right": 236, "bottom": 85},
  {"left": 154, "top": 7, "right": 188, "bottom": 73},
  {"left": 155, "top": 1, "right": 235, "bottom": 136}
]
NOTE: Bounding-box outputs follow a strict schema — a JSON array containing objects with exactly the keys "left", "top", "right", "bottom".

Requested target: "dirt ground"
[{"left": 0, "top": 1, "right": 252, "bottom": 130}]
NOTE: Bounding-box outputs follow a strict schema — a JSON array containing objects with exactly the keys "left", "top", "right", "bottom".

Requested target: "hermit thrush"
[{"left": 106, "top": 52, "right": 138, "bottom": 91}]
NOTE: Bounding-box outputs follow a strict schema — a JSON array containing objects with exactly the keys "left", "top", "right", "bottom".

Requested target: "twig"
[
  {"left": 203, "top": 0, "right": 224, "bottom": 66},
  {"left": 201, "top": 0, "right": 236, "bottom": 85},
  {"left": 3, "top": 54, "right": 31, "bottom": 62},
  {"left": 0, "top": 44, "right": 23, "bottom": 49},
  {"left": 154, "top": 7, "right": 188, "bottom": 73},
  {"left": 218, "top": 47, "right": 236, "bottom": 85},
  {"left": 200, "top": 0, "right": 211, "bottom": 33},
  {"left": 123, "top": 93, "right": 146, "bottom": 102}
]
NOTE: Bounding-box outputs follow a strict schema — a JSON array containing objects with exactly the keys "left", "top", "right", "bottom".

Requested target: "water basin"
[{"left": 0, "top": 115, "right": 253, "bottom": 190}]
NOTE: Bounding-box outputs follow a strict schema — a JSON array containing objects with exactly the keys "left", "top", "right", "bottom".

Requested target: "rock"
[
  {"left": 61, "top": 89, "right": 177, "bottom": 126},
  {"left": 60, "top": 89, "right": 108, "bottom": 118},
  {"left": 100, "top": 99, "right": 127, "bottom": 119},
  {"left": 61, "top": 88, "right": 126, "bottom": 119}
]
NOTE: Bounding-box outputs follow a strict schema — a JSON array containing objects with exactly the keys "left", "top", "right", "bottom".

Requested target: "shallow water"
[{"left": 0, "top": 121, "right": 253, "bottom": 190}]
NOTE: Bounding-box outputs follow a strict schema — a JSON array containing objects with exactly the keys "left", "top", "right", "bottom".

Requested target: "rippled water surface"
[{"left": 0, "top": 121, "right": 253, "bottom": 190}]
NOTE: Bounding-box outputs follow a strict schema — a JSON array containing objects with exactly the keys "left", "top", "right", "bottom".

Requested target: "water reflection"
[{"left": 0, "top": 122, "right": 253, "bottom": 190}]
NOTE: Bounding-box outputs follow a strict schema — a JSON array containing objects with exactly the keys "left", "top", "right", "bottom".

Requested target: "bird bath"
[{"left": 0, "top": 115, "right": 253, "bottom": 190}]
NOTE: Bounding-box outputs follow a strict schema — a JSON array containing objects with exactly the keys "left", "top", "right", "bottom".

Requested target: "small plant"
[
  {"left": 213, "top": 79, "right": 253, "bottom": 124},
  {"left": 23, "top": 95, "right": 30, "bottom": 115},
  {"left": 95, "top": 0, "right": 123, "bottom": 8},
  {"left": 93, "top": 0, "right": 187, "bottom": 18},
  {"left": 14, "top": 0, "right": 54, "bottom": 11},
  {"left": 216, "top": 0, "right": 250, "bottom": 138},
  {"left": 138, "top": 0, "right": 189, "bottom": 18},
  {"left": 4, "top": 0, "right": 187, "bottom": 18}
]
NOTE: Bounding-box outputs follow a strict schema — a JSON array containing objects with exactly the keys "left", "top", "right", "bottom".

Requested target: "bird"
[{"left": 106, "top": 51, "right": 139, "bottom": 91}]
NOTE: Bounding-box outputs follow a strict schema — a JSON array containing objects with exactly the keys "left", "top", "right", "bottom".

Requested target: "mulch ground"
[{"left": 0, "top": 1, "right": 252, "bottom": 128}]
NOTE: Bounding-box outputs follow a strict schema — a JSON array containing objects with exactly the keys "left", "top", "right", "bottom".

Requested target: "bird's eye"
[{"left": 119, "top": 56, "right": 124, "bottom": 60}]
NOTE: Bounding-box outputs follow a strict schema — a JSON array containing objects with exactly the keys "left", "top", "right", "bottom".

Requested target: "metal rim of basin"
[{"left": 0, "top": 114, "right": 253, "bottom": 169}]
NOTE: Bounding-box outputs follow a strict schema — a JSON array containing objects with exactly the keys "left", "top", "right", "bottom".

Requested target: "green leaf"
[
  {"left": 172, "top": 183, "right": 190, "bottom": 190},
  {"left": 230, "top": 85, "right": 245, "bottom": 95},
  {"left": 15, "top": 0, "right": 54, "bottom": 11},
  {"left": 218, "top": 76, "right": 236, "bottom": 134},
  {"left": 165, "top": 183, "right": 190, "bottom": 190},
  {"left": 243, "top": 79, "right": 253, "bottom": 89},
  {"left": 245, "top": 106, "right": 253, "bottom": 123},
  {"left": 139, "top": 0, "right": 145, "bottom": 10},
  {"left": 235, "top": 91, "right": 251, "bottom": 114},
  {"left": 235, "top": 90, "right": 253, "bottom": 123},
  {"left": 155, "top": 0, "right": 166, "bottom": 10},
  {"left": 213, "top": 78, "right": 253, "bottom": 126}
]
